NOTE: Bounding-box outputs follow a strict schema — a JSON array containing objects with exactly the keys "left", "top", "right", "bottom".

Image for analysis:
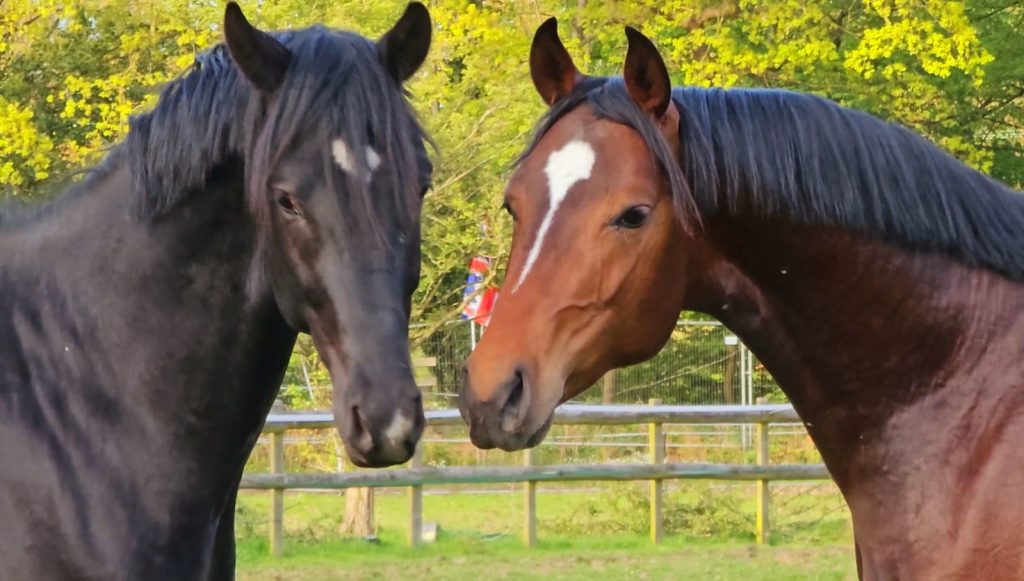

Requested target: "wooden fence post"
[
  {"left": 269, "top": 430, "right": 285, "bottom": 557},
  {"left": 601, "top": 369, "right": 619, "bottom": 404},
  {"left": 755, "top": 397, "right": 771, "bottom": 545},
  {"left": 408, "top": 442, "right": 423, "bottom": 547},
  {"left": 523, "top": 447, "right": 537, "bottom": 547},
  {"left": 648, "top": 398, "right": 664, "bottom": 545}
]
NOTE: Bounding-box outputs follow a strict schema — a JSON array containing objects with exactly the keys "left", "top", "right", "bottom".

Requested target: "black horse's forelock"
[
  {"left": 127, "top": 26, "right": 427, "bottom": 243},
  {"left": 523, "top": 78, "right": 1024, "bottom": 280}
]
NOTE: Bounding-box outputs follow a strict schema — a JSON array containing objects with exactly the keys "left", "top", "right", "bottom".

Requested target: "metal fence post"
[
  {"left": 755, "top": 397, "right": 771, "bottom": 545},
  {"left": 269, "top": 430, "right": 285, "bottom": 557},
  {"left": 523, "top": 447, "right": 537, "bottom": 547},
  {"left": 408, "top": 442, "right": 423, "bottom": 547},
  {"left": 648, "top": 398, "right": 664, "bottom": 545}
]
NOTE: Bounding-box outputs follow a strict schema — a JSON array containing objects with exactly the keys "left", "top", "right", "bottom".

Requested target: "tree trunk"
[
  {"left": 334, "top": 429, "right": 375, "bottom": 537},
  {"left": 341, "top": 487, "right": 375, "bottom": 537}
]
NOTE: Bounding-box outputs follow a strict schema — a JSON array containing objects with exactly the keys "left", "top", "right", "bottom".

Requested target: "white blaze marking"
[
  {"left": 331, "top": 139, "right": 355, "bottom": 174},
  {"left": 366, "top": 147, "right": 381, "bottom": 172},
  {"left": 512, "top": 140, "right": 596, "bottom": 292},
  {"left": 384, "top": 411, "right": 413, "bottom": 444}
]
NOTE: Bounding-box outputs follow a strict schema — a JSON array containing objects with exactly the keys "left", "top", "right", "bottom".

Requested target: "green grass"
[
  {"left": 235, "top": 484, "right": 856, "bottom": 580},
  {"left": 237, "top": 536, "right": 856, "bottom": 580}
]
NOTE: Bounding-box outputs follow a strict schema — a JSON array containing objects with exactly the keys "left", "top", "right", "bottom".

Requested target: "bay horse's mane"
[
  {"left": 2, "top": 26, "right": 429, "bottom": 243},
  {"left": 523, "top": 78, "right": 1024, "bottom": 281}
]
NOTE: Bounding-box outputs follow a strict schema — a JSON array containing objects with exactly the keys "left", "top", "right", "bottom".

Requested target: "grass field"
[{"left": 235, "top": 483, "right": 857, "bottom": 580}]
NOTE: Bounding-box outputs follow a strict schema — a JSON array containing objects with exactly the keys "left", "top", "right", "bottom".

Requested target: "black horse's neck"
[
  {"left": 0, "top": 156, "right": 295, "bottom": 576},
  {"left": 692, "top": 216, "right": 1024, "bottom": 576}
]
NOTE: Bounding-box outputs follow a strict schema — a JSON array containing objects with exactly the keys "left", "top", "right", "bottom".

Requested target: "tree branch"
[{"left": 682, "top": 0, "right": 740, "bottom": 30}]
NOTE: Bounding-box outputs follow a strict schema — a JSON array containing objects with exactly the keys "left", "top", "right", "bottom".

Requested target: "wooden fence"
[{"left": 241, "top": 401, "right": 831, "bottom": 555}]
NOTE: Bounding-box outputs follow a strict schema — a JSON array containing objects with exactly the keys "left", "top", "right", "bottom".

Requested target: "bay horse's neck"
[
  {"left": 2, "top": 157, "right": 295, "bottom": 567},
  {"left": 692, "top": 216, "right": 1024, "bottom": 576}
]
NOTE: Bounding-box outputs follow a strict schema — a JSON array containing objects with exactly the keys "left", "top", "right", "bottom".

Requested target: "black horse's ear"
[
  {"left": 623, "top": 26, "right": 671, "bottom": 118},
  {"left": 378, "top": 2, "right": 432, "bottom": 83},
  {"left": 530, "top": 18, "right": 585, "bottom": 107},
  {"left": 224, "top": 2, "right": 291, "bottom": 92}
]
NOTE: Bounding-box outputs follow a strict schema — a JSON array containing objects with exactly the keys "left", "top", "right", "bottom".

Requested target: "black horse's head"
[{"left": 224, "top": 3, "right": 432, "bottom": 467}]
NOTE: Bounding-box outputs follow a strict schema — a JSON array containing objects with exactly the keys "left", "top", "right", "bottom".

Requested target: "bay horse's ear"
[
  {"left": 530, "top": 18, "right": 585, "bottom": 107},
  {"left": 623, "top": 26, "right": 671, "bottom": 118},
  {"left": 224, "top": 2, "right": 291, "bottom": 93},
  {"left": 377, "top": 2, "right": 432, "bottom": 83}
]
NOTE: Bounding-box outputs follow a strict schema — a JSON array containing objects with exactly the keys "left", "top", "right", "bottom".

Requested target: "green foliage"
[
  {"left": 2, "top": 0, "right": 1021, "bottom": 361},
  {"left": 0, "top": 97, "right": 53, "bottom": 186}
]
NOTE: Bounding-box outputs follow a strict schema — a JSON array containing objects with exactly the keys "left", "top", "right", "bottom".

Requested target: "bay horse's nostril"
[
  {"left": 505, "top": 371, "right": 525, "bottom": 409},
  {"left": 500, "top": 370, "right": 529, "bottom": 433}
]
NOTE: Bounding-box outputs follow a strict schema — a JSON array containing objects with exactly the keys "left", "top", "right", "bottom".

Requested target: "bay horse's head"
[
  {"left": 460, "top": 21, "right": 695, "bottom": 450},
  {"left": 223, "top": 3, "right": 432, "bottom": 466}
]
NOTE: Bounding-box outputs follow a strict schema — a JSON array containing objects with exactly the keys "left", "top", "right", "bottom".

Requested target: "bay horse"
[
  {"left": 460, "top": 19, "right": 1024, "bottom": 579},
  {"left": 0, "top": 3, "right": 432, "bottom": 578}
]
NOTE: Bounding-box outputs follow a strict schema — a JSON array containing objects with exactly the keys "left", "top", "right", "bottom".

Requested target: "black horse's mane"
[
  {"left": 524, "top": 78, "right": 1024, "bottom": 280},
  {"left": 3, "top": 26, "right": 427, "bottom": 241}
]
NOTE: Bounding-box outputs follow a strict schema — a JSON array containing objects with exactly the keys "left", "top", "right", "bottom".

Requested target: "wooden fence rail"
[
  {"left": 242, "top": 401, "right": 830, "bottom": 555},
  {"left": 241, "top": 462, "right": 830, "bottom": 489},
  {"left": 257, "top": 404, "right": 802, "bottom": 432}
]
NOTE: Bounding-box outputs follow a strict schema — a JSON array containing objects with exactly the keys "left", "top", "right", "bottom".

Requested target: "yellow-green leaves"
[
  {"left": 0, "top": 0, "right": 1020, "bottom": 323},
  {"left": 846, "top": 0, "right": 992, "bottom": 80},
  {"left": 0, "top": 98, "right": 54, "bottom": 188}
]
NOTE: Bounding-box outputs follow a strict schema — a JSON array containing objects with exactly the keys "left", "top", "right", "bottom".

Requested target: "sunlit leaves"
[
  {"left": 0, "top": 98, "right": 54, "bottom": 187},
  {"left": 0, "top": 0, "right": 1020, "bottom": 322}
]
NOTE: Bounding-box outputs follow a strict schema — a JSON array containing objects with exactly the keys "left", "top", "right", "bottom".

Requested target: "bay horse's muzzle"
[{"left": 459, "top": 364, "right": 549, "bottom": 451}]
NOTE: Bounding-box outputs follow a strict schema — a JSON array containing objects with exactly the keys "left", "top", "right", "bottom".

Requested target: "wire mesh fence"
[{"left": 413, "top": 318, "right": 785, "bottom": 409}]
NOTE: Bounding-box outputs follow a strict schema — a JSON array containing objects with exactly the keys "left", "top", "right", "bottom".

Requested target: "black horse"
[{"left": 0, "top": 3, "right": 432, "bottom": 578}]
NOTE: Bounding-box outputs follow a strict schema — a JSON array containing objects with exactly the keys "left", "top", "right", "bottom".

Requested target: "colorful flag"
[{"left": 462, "top": 257, "right": 499, "bottom": 326}]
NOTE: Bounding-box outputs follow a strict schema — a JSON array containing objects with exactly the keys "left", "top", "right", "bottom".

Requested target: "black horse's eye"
[
  {"left": 275, "top": 189, "right": 301, "bottom": 217},
  {"left": 612, "top": 205, "right": 651, "bottom": 229}
]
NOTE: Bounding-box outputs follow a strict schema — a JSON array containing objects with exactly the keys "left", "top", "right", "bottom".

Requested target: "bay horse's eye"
[
  {"left": 612, "top": 205, "right": 651, "bottom": 229},
  {"left": 502, "top": 201, "right": 517, "bottom": 222},
  {"left": 275, "top": 189, "right": 301, "bottom": 217}
]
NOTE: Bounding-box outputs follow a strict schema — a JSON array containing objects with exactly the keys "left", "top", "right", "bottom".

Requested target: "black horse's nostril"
[
  {"left": 348, "top": 404, "right": 372, "bottom": 450},
  {"left": 349, "top": 404, "right": 364, "bottom": 435}
]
